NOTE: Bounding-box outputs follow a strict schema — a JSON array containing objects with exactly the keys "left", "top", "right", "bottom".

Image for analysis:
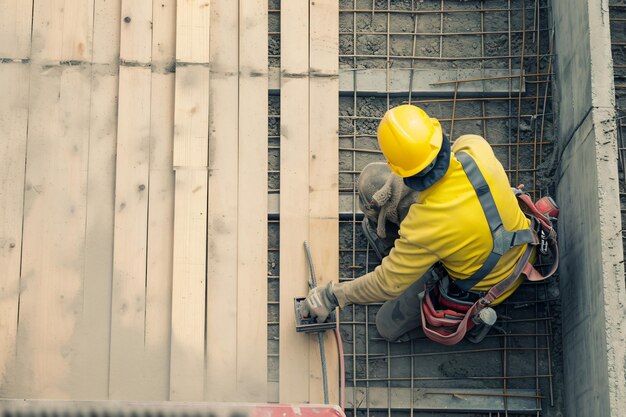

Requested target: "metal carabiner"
[{"left": 540, "top": 230, "right": 549, "bottom": 255}]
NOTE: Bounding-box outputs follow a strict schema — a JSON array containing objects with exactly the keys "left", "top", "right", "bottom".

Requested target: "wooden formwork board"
[
  {"left": 237, "top": 0, "right": 269, "bottom": 403},
  {"left": 0, "top": 0, "right": 33, "bottom": 59},
  {"left": 144, "top": 0, "right": 176, "bottom": 401},
  {"left": 0, "top": 62, "right": 30, "bottom": 394},
  {"left": 279, "top": 0, "right": 340, "bottom": 405},
  {"left": 75, "top": 0, "right": 121, "bottom": 399},
  {"left": 109, "top": 64, "right": 153, "bottom": 400},
  {"left": 279, "top": 0, "right": 311, "bottom": 404},
  {"left": 205, "top": 0, "right": 239, "bottom": 401},
  {"left": 308, "top": 0, "right": 339, "bottom": 405},
  {"left": 170, "top": 0, "right": 210, "bottom": 401},
  {"left": 0, "top": 0, "right": 33, "bottom": 388},
  {"left": 109, "top": 0, "right": 152, "bottom": 400},
  {"left": 10, "top": 0, "right": 93, "bottom": 398}
]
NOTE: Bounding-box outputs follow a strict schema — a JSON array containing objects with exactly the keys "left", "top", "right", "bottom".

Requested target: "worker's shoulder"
[
  {"left": 451, "top": 134, "right": 495, "bottom": 159},
  {"left": 451, "top": 134, "right": 489, "bottom": 151}
]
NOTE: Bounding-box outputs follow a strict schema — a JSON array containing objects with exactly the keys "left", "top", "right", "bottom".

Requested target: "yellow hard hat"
[{"left": 377, "top": 104, "right": 443, "bottom": 178}]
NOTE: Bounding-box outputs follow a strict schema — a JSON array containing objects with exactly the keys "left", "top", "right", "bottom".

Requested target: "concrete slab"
[
  {"left": 553, "top": 0, "right": 626, "bottom": 415},
  {"left": 345, "top": 387, "right": 540, "bottom": 413}
]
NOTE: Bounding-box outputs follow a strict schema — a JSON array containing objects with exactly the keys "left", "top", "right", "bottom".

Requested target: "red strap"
[
  {"left": 517, "top": 193, "right": 553, "bottom": 229},
  {"left": 421, "top": 295, "right": 479, "bottom": 345}
]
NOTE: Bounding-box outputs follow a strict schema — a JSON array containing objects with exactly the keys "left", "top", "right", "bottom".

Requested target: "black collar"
[{"left": 403, "top": 134, "right": 451, "bottom": 192}]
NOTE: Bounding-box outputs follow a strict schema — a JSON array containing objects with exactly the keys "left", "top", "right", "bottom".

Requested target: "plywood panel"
[
  {"left": 308, "top": 0, "right": 339, "bottom": 405},
  {"left": 205, "top": 0, "right": 239, "bottom": 401},
  {"left": 279, "top": 0, "right": 311, "bottom": 404},
  {"left": 170, "top": 0, "right": 210, "bottom": 401},
  {"left": 236, "top": 0, "right": 269, "bottom": 402},
  {"left": 0, "top": 62, "right": 30, "bottom": 395}
]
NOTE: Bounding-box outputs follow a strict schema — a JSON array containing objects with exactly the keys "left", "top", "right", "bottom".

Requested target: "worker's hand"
[{"left": 302, "top": 282, "right": 339, "bottom": 323}]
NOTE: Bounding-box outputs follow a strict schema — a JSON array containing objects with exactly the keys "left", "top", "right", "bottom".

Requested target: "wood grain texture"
[
  {"left": 109, "top": 0, "right": 154, "bottom": 400},
  {"left": 30, "top": 0, "right": 93, "bottom": 62},
  {"left": 69, "top": 0, "right": 120, "bottom": 399},
  {"left": 308, "top": 0, "right": 339, "bottom": 405},
  {"left": 8, "top": 0, "right": 93, "bottom": 398},
  {"left": 175, "top": 0, "right": 210, "bottom": 64},
  {"left": 0, "top": 63, "right": 30, "bottom": 396},
  {"left": 173, "top": 65, "right": 210, "bottom": 168},
  {"left": 236, "top": 0, "right": 269, "bottom": 402},
  {"left": 16, "top": 63, "right": 92, "bottom": 399},
  {"left": 0, "top": 0, "right": 33, "bottom": 59},
  {"left": 205, "top": 0, "right": 239, "bottom": 401},
  {"left": 279, "top": 0, "right": 311, "bottom": 404},
  {"left": 144, "top": 0, "right": 176, "bottom": 400},
  {"left": 108, "top": 64, "right": 153, "bottom": 400},
  {"left": 119, "top": 0, "right": 152, "bottom": 63},
  {"left": 170, "top": 169, "right": 207, "bottom": 400},
  {"left": 170, "top": 0, "right": 209, "bottom": 401}
]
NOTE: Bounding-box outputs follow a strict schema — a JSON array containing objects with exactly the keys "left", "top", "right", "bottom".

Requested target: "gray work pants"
[{"left": 375, "top": 268, "right": 437, "bottom": 343}]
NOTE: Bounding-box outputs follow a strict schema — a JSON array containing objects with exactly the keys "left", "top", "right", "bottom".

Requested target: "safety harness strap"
[{"left": 454, "top": 152, "right": 537, "bottom": 292}]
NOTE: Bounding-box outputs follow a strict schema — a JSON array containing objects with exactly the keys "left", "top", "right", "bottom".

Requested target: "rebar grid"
[
  {"left": 267, "top": 0, "right": 560, "bottom": 414},
  {"left": 338, "top": 1, "right": 556, "bottom": 416},
  {"left": 609, "top": 0, "right": 626, "bottom": 271}
]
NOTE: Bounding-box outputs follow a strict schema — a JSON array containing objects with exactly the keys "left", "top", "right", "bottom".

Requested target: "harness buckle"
[{"left": 540, "top": 230, "right": 549, "bottom": 255}]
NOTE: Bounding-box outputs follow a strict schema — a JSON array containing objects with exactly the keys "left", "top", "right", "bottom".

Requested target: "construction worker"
[{"left": 303, "top": 104, "right": 554, "bottom": 343}]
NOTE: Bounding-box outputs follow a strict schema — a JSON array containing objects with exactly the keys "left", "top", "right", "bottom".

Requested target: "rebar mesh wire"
[
  {"left": 268, "top": 1, "right": 562, "bottom": 416},
  {"left": 609, "top": 1, "right": 626, "bottom": 278}
]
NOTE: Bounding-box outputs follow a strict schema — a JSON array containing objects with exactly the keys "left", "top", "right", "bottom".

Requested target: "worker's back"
[{"left": 403, "top": 134, "right": 530, "bottom": 299}]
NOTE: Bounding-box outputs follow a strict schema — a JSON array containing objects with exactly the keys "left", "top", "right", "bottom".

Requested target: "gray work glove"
[{"left": 302, "top": 282, "right": 339, "bottom": 323}]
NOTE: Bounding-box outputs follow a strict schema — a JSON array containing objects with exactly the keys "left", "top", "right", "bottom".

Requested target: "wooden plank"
[
  {"left": 30, "top": 0, "right": 94, "bottom": 63},
  {"left": 143, "top": 0, "right": 177, "bottom": 400},
  {"left": 68, "top": 0, "right": 120, "bottom": 399},
  {"left": 172, "top": 0, "right": 211, "bottom": 168},
  {"left": 173, "top": 65, "right": 210, "bottom": 168},
  {"left": 175, "top": 0, "right": 210, "bottom": 64},
  {"left": 16, "top": 65, "right": 92, "bottom": 399},
  {"left": 0, "top": 62, "right": 30, "bottom": 396},
  {"left": 119, "top": 0, "right": 152, "bottom": 63},
  {"left": 279, "top": 0, "right": 310, "bottom": 404},
  {"left": 0, "top": 0, "right": 33, "bottom": 59},
  {"left": 205, "top": 0, "right": 239, "bottom": 401},
  {"left": 109, "top": 0, "right": 153, "bottom": 400},
  {"left": 170, "top": 169, "right": 208, "bottom": 400},
  {"left": 236, "top": 0, "right": 269, "bottom": 402},
  {"left": 170, "top": 0, "right": 210, "bottom": 401},
  {"left": 108, "top": 65, "right": 153, "bottom": 400},
  {"left": 308, "top": 0, "right": 339, "bottom": 405},
  {"left": 10, "top": 0, "right": 93, "bottom": 398}
]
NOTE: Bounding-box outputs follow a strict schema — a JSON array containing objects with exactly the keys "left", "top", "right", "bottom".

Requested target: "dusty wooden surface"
[{"left": 0, "top": 0, "right": 337, "bottom": 405}]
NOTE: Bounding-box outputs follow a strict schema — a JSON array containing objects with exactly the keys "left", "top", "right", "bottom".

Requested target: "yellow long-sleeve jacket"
[{"left": 333, "top": 134, "right": 530, "bottom": 307}]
